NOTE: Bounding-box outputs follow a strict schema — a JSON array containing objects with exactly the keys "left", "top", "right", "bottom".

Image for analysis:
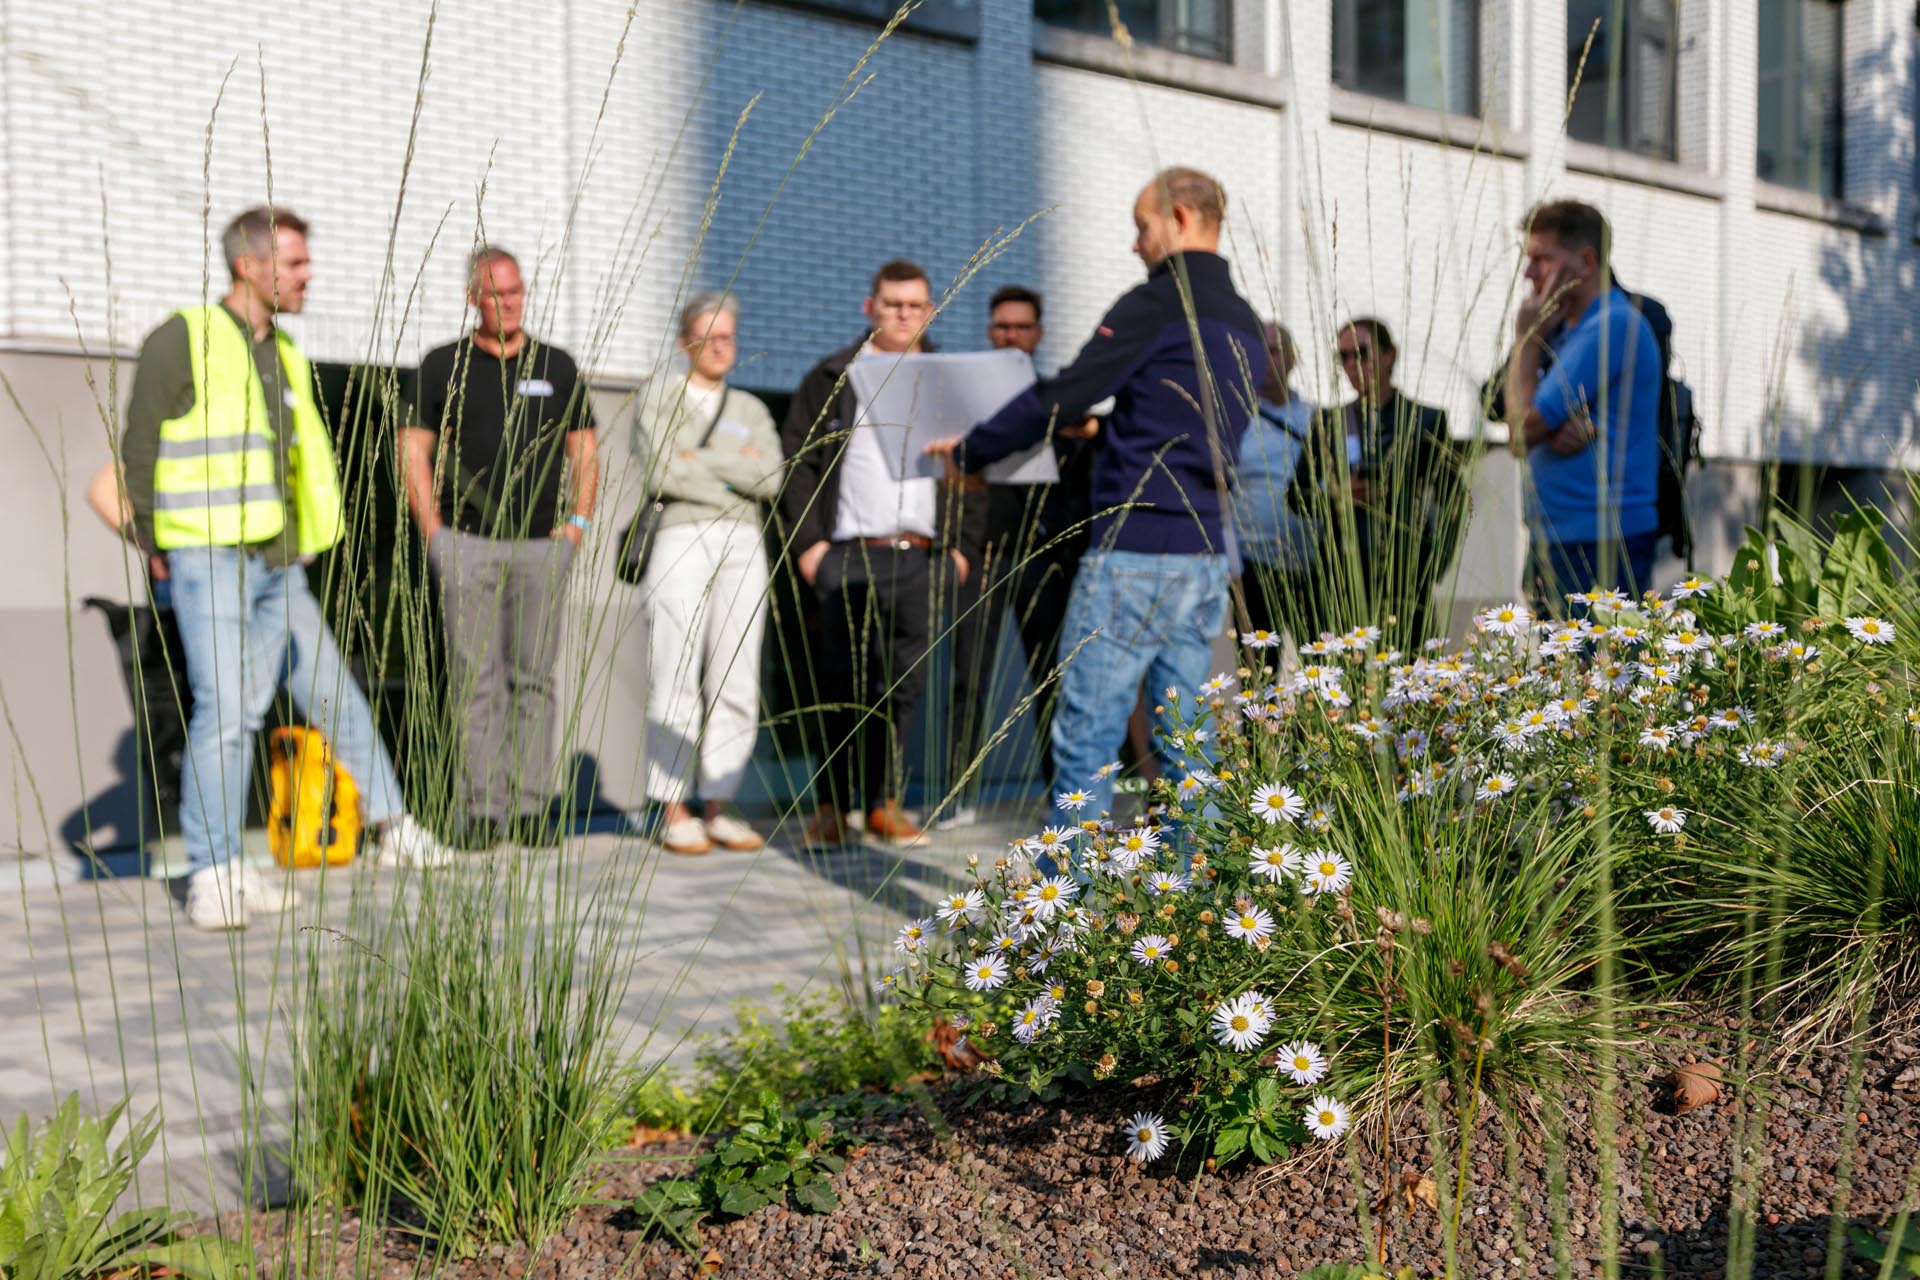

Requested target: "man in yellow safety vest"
[{"left": 121, "top": 206, "right": 455, "bottom": 930}]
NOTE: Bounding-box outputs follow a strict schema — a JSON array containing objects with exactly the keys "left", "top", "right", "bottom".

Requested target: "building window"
[
  {"left": 1035, "top": 0, "right": 1234, "bottom": 62},
  {"left": 1331, "top": 0, "right": 1480, "bottom": 117},
  {"left": 1566, "top": 0, "right": 1678, "bottom": 161},
  {"left": 1756, "top": 0, "right": 1846, "bottom": 198}
]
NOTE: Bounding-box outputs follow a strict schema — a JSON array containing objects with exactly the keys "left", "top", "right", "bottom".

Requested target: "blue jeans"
[
  {"left": 1534, "top": 530, "right": 1660, "bottom": 611},
  {"left": 169, "top": 546, "right": 405, "bottom": 874},
  {"left": 1049, "top": 550, "right": 1229, "bottom": 828}
]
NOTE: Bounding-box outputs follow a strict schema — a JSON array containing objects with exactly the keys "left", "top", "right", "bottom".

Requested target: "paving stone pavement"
[{"left": 0, "top": 810, "right": 1035, "bottom": 1217}]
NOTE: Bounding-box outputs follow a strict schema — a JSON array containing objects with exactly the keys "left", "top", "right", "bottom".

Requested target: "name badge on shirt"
[
  {"left": 714, "top": 419, "right": 752, "bottom": 440},
  {"left": 517, "top": 378, "right": 555, "bottom": 397}
]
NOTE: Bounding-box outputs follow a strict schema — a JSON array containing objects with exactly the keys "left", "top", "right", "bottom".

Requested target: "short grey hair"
[
  {"left": 679, "top": 290, "right": 739, "bottom": 339},
  {"left": 222, "top": 207, "right": 308, "bottom": 277},
  {"left": 467, "top": 245, "right": 519, "bottom": 292}
]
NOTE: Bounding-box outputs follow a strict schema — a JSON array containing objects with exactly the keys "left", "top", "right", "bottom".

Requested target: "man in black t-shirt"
[{"left": 401, "top": 246, "right": 599, "bottom": 846}]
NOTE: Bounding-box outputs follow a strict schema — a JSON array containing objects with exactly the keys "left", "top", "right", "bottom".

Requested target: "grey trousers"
[{"left": 430, "top": 529, "right": 577, "bottom": 819}]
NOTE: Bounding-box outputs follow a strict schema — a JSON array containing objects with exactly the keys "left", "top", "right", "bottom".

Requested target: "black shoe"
[
  {"left": 507, "top": 813, "right": 565, "bottom": 848},
  {"left": 451, "top": 818, "right": 502, "bottom": 852}
]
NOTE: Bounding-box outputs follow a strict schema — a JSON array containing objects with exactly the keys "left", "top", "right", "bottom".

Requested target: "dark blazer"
[
  {"left": 1306, "top": 390, "right": 1467, "bottom": 587},
  {"left": 778, "top": 337, "right": 988, "bottom": 567}
]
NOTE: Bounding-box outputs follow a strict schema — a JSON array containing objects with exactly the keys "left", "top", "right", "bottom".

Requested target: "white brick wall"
[{"left": 0, "top": 0, "right": 1913, "bottom": 470}]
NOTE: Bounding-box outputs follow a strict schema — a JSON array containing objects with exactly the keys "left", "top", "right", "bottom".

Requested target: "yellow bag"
[{"left": 267, "top": 726, "right": 363, "bottom": 868}]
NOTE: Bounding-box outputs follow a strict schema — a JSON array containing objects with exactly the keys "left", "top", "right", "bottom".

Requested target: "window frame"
[
  {"left": 1754, "top": 0, "right": 1846, "bottom": 200},
  {"left": 1565, "top": 0, "right": 1680, "bottom": 162},
  {"left": 1329, "top": 0, "right": 1483, "bottom": 120},
  {"left": 1032, "top": 0, "right": 1235, "bottom": 63}
]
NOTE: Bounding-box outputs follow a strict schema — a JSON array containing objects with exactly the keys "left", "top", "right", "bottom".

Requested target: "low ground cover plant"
[
  {"left": 630, "top": 1090, "right": 849, "bottom": 1248},
  {"left": 614, "top": 986, "right": 941, "bottom": 1137},
  {"left": 886, "top": 510, "right": 1920, "bottom": 1172},
  {"left": 0, "top": 1095, "right": 248, "bottom": 1280}
]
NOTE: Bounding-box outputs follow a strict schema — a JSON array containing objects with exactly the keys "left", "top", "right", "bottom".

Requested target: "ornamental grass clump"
[{"left": 888, "top": 513, "right": 1920, "bottom": 1167}]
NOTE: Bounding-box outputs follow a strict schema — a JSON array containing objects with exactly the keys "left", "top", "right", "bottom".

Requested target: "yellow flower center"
[
  {"left": 1319, "top": 862, "right": 1337, "bottom": 877},
  {"left": 1230, "top": 1015, "right": 1249, "bottom": 1032},
  {"left": 1319, "top": 1110, "right": 1336, "bottom": 1125}
]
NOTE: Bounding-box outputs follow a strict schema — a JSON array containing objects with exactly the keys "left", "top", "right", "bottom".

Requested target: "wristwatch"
[{"left": 568, "top": 514, "right": 593, "bottom": 531}]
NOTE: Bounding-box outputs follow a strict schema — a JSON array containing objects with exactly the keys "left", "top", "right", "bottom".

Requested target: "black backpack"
[
  {"left": 1624, "top": 292, "right": 1702, "bottom": 566},
  {"left": 1480, "top": 290, "right": 1702, "bottom": 565}
]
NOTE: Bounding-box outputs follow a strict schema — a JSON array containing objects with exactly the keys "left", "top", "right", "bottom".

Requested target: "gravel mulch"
[{"left": 230, "top": 1015, "right": 1920, "bottom": 1278}]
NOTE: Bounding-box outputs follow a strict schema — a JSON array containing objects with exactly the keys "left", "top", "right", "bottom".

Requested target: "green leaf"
[
  {"left": 119, "top": 1235, "right": 254, "bottom": 1280},
  {"left": 718, "top": 1184, "right": 772, "bottom": 1217},
  {"left": 1212, "top": 1125, "right": 1248, "bottom": 1163},
  {"left": 791, "top": 1179, "right": 839, "bottom": 1214},
  {"left": 1248, "top": 1127, "right": 1273, "bottom": 1165}
]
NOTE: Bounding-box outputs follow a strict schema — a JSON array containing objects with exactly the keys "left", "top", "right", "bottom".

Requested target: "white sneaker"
[
  {"left": 184, "top": 865, "right": 247, "bottom": 932},
  {"left": 234, "top": 862, "right": 302, "bottom": 914},
  {"left": 373, "top": 814, "right": 457, "bottom": 870},
  {"left": 931, "top": 805, "right": 979, "bottom": 832},
  {"left": 703, "top": 813, "right": 764, "bottom": 851}
]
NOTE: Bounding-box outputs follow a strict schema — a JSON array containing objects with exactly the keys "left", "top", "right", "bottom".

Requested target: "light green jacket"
[{"left": 630, "top": 375, "right": 783, "bottom": 531}]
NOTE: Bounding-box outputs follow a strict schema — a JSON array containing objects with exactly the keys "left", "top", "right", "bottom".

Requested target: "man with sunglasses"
[
  {"left": 781, "top": 259, "right": 985, "bottom": 848},
  {"left": 1313, "top": 317, "right": 1462, "bottom": 646}
]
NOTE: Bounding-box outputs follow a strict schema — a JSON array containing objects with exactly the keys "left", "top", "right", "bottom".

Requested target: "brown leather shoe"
[
  {"left": 865, "top": 801, "right": 927, "bottom": 847},
  {"left": 801, "top": 806, "right": 850, "bottom": 848}
]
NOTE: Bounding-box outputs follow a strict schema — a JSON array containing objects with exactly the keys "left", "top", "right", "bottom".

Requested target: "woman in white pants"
[{"left": 633, "top": 292, "right": 784, "bottom": 855}]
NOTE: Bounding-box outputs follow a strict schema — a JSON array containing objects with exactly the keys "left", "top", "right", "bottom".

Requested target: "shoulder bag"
[{"left": 615, "top": 387, "right": 729, "bottom": 585}]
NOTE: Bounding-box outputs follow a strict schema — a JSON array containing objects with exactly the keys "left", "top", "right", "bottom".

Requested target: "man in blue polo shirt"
[
  {"left": 1504, "top": 200, "right": 1663, "bottom": 606},
  {"left": 928, "top": 166, "right": 1266, "bottom": 827}
]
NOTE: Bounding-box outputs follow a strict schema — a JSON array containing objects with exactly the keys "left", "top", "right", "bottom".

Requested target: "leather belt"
[{"left": 846, "top": 534, "right": 932, "bottom": 551}]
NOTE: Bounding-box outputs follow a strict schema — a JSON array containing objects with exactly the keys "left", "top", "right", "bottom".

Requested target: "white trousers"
[{"left": 642, "top": 518, "right": 769, "bottom": 805}]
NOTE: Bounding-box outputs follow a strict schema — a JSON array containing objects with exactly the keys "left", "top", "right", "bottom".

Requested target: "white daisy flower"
[
  {"left": 1396, "top": 729, "right": 1430, "bottom": 760},
  {"left": 1344, "top": 626, "right": 1382, "bottom": 648},
  {"left": 1248, "top": 844, "right": 1300, "bottom": 882},
  {"left": 1250, "top": 781, "right": 1305, "bottom": 824},
  {"left": 1304, "top": 805, "right": 1333, "bottom": 832},
  {"left": 1241, "top": 628, "right": 1281, "bottom": 649},
  {"left": 1092, "top": 761, "right": 1123, "bottom": 781},
  {"left": 1025, "top": 826, "right": 1079, "bottom": 857},
  {"left": 1708, "top": 706, "right": 1753, "bottom": 731},
  {"left": 1738, "top": 740, "right": 1789, "bottom": 768},
  {"left": 1114, "top": 827, "right": 1161, "bottom": 864},
  {"left": 1200, "top": 673, "right": 1235, "bottom": 695},
  {"left": 962, "top": 952, "right": 1010, "bottom": 992},
  {"left": 935, "top": 889, "right": 987, "bottom": 927},
  {"left": 1010, "top": 997, "right": 1057, "bottom": 1043},
  {"left": 1211, "top": 993, "right": 1270, "bottom": 1052},
  {"left": 1146, "top": 871, "right": 1189, "bottom": 895},
  {"left": 1744, "top": 620, "right": 1787, "bottom": 643},
  {"left": 1029, "top": 874, "right": 1079, "bottom": 920},
  {"left": 1481, "top": 602, "right": 1533, "bottom": 636},
  {"left": 1305, "top": 1095, "right": 1352, "bottom": 1140},
  {"left": 1781, "top": 641, "right": 1819, "bottom": 663},
  {"left": 894, "top": 918, "right": 933, "bottom": 955},
  {"left": 1846, "top": 615, "right": 1895, "bottom": 645},
  {"left": 1644, "top": 805, "right": 1687, "bottom": 834},
  {"left": 1303, "top": 851, "right": 1353, "bottom": 895},
  {"left": 1476, "top": 772, "right": 1517, "bottom": 802},
  {"left": 1123, "top": 1112, "right": 1171, "bottom": 1162},
  {"left": 1908, "top": 707, "right": 1920, "bottom": 730},
  {"left": 1669, "top": 575, "right": 1716, "bottom": 599},
  {"left": 1639, "top": 724, "right": 1675, "bottom": 750},
  {"left": 988, "top": 930, "right": 1023, "bottom": 953},
  {"left": 1637, "top": 661, "right": 1685, "bottom": 686},
  {"left": 1130, "top": 934, "right": 1172, "bottom": 966},
  {"left": 1175, "top": 773, "right": 1209, "bottom": 803},
  {"left": 874, "top": 969, "right": 904, "bottom": 994},
  {"left": 1055, "top": 788, "right": 1092, "bottom": 812},
  {"left": 1277, "top": 1040, "right": 1329, "bottom": 1086},
  {"left": 1223, "top": 904, "right": 1276, "bottom": 944},
  {"left": 1317, "top": 684, "right": 1353, "bottom": 709},
  {"left": 1662, "top": 629, "right": 1715, "bottom": 655}
]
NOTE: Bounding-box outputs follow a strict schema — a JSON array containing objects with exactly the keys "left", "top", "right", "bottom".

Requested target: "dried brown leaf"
[{"left": 1665, "top": 1061, "right": 1724, "bottom": 1114}]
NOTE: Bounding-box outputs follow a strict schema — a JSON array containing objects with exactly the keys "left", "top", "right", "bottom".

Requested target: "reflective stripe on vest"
[{"left": 151, "top": 306, "right": 343, "bottom": 554}]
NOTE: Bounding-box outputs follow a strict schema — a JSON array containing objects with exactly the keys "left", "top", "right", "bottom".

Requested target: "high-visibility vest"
[{"left": 151, "top": 305, "right": 343, "bottom": 554}]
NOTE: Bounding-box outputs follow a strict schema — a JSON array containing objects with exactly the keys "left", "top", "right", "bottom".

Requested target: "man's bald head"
[{"left": 1131, "top": 166, "right": 1227, "bottom": 269}]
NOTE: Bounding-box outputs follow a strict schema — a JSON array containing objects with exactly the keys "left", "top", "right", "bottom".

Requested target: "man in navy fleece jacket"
[{"left": 929, "top": 167, "right": 1267, "bottom": 827}]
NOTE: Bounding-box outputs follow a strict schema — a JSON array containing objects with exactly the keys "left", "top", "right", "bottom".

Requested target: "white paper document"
[{"left": 844, "top": 348, "right": 1055, "bottom": 485}]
